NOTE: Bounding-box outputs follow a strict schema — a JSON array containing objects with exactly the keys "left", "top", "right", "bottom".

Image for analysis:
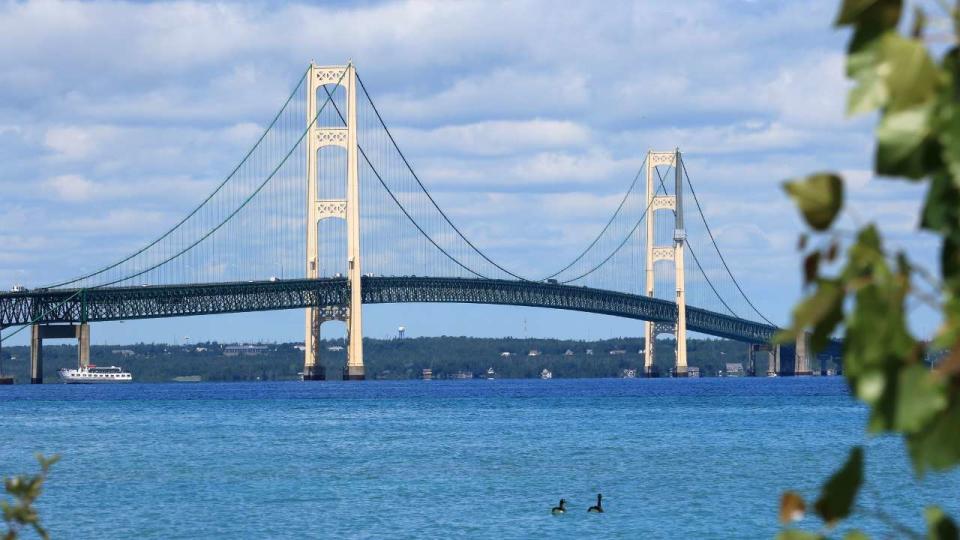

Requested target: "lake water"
[{"left": 1, "top": 378, "right": 957, "bottom": 539}]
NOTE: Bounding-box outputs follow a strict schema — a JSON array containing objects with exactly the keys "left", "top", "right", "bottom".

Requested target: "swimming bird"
[
  {"left": 551, "top": 498, "right": 567, "bottom": 515},
  {"left": 587, "top": 493, "right": 604, "bottom": 513}
]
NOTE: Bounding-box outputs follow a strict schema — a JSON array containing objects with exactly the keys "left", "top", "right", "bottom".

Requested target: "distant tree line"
[{"left": 0, "top": 336, "right": 764, "bottom": 383}]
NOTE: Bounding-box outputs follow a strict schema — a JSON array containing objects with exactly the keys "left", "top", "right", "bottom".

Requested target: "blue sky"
[{"left": 0, "top": 0, "right": 939, "bottom": 345}]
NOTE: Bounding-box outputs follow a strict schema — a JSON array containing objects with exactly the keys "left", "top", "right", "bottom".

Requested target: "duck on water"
[
  {"left": 551, "top": 499, "right": 567, "bottom": 515},
  {"left": 587, "top": 493, "right": 604, "bottom": 513}
]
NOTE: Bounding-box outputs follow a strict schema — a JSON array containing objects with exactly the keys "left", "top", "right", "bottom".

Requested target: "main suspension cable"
[
  {"left": 559, "top": 180, "right": 662, "bottom": 284},
  {"left": 541, "top": 156, "right": 648, "bottom": 280},
  {"left": 679, "top": 155, "right": 776, "bottom": 325},
  {"left": 356, "top": 74, "right": 529, "bottom": 281},
  {"left": 320, "top": 84, "right": 491, "bottom": 279},
  {"left": 91, "top": 67, "right": 347, "bottom": 289},
  {"left": 45, "top": 67, "right": 311, "bottom": 289}
]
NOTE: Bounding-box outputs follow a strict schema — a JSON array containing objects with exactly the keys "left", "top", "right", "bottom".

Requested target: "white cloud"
[
  {"left": 393, "top": 119, "right": 591, "bottom": 157},
  {"left": 45, "top": 174, "right": 95, "bottom": 201},
  {"left": 44, "top": 126, "right": 106, "bottom": 159}
]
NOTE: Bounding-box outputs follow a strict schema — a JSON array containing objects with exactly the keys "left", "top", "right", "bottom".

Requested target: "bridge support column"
[
  {"left": 304, "top": 62, "right": 364, "bottom": 381},
  {"left": 343, "top": 62, "right": 364, "bottom": 381},
  {"left": 30, "top": 323, "right": 91, "bottom": 384},
  {"left": 643, "top": 149, "right": 688, "bottom": 377},
  {"left": 673, "top": 148, "right": 688, "bottom": 378},
  {"left": 77, "top": 322, "right": 90, "bottom": 369},
  {"left": 303, "top": 309, "right": 325, "bottom": 380},
  {"left": 30, "top": 324, "right": 42, "bottom": 384},
  {"left": 795, "top": 332, "right": 813, "bottom": 376}
]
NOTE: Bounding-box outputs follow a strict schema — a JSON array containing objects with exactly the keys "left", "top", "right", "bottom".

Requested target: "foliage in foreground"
[
  {"left": 777, "top": 1, "right": 960, "bottom": 538},
  {"left": 2, "top": 454, "right": 58, "bottom": 540}
]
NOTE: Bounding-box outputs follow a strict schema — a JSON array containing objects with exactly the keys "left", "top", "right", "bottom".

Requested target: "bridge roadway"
[{"left": 0, "top": 277, "right": 778, "bottom": 343}]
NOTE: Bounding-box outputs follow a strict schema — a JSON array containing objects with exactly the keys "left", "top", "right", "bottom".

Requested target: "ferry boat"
[{"left": 58, "top": 365, "right": 132, "bottom": 384}]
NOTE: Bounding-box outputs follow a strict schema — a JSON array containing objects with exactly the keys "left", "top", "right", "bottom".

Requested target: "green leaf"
[
  {"left": 893, "top": 364, "right": 947, "bottom": 433},
  {"left": 776, "top": 279, "right": 844, "bottom": 350},
  {"left": 848, "top": 69, "right": 888, "bottom": 115},
  {"left": 814, "top": 446, "right": 864, "bottom": 526},
  {"left": 920, "top": 172, "right": 959, "bottom": 234},
  {"left": 907, "top": 395, "right": 960, "bottom": 473},
  {"left": 836, "top": 0, "right": 878, "bottom": 25},
  {"left": 882, "top": 34, "right": 939, "bottom": 111},
  {"left": 835, "top": 0, "right": 901, "bottom": 28},
  {"left": 925, "top": 506, "right": 959, "bottom": 540},
  {"left": 784, "top": 174, "right": 844, "bottom": 231},
  {"left": 875, "top": 103, "right": 936, "bottom": 179}
]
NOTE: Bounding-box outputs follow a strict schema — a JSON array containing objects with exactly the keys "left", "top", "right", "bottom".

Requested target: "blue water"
[{"left": 1, "top": 378, "right": 957, "bottom": 539}]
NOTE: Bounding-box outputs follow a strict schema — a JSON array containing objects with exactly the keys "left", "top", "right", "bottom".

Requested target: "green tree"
[
  {"left": 777, "top": 1, "right": 960, "bottom": 538},
  {"left": 2, "top": 454, "right": 58, "bottom": 540}
]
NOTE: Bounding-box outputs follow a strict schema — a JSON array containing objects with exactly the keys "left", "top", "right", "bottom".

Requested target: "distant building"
[
  {"left": 563, "top": 349, "right": 574, "bottom": 356},
  {"left": 724, "top": 362, "right": 745, "bottom": 377},
  {"left": 450, "top": 371, "right": 473, "bottom": 379},
  {"left": 421, "top": 368, "right": 432, "bottom": 380},
  {"left": 619, "top": 368, "right": 638, "bottom": 378},
  {"left": 609, "top": 349, "right": 626, "bottom": 355},
  {"left": 540, "top": 368, "right": 553, "bottom": 379},
  {"left": 499, "top": 351, "right": 512, "bottom": 357},
  {"left": 527, "top": 350, "right": 541, "bottom": 357},
  {"left": 585, "top": 349, "right": 594, "bottom": 356},
  {"left": 111, "top": 349, "right": 135, "bottom": 357},
  {"left": 224, "top": 344, "right": 269, "bottom": 357},
  {"left": 687, "top": 366, "right": 701, "bottom": 378},
  {"left": 327, "top": 345, "right": 344, "bottom": 352}
]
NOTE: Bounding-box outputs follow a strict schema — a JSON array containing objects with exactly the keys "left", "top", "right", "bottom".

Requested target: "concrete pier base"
[
  {"left": 643, "top": 366, "right": 660, "bottom": 378},
  {"left": 302, "top": 366, "right": 326, "bottom": 381},
  {"left": 343, "top": 365, "right": 365, "bottom": 381}
]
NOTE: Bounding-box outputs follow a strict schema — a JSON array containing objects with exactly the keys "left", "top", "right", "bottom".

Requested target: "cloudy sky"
[{"left": 0, "top": 0, "right": 938, "bottom": 345}]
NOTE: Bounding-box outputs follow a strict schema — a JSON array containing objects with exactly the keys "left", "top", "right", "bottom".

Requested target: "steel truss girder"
[{"left": 0, "top": 277, "right": 777, "bottom": 343}]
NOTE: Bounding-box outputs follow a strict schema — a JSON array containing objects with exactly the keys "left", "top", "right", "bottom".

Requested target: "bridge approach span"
[{"left": 0, "top": 277, "right": 777, "bottom": 343}]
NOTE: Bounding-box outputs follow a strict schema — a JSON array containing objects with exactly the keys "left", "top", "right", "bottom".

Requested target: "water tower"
[{"left": 398, "top": 326, "right": 406, "bottom": 340}]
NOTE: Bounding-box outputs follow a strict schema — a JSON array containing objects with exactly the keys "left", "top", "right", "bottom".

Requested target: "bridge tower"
[
  {"left": 303, "top": 63, "right": 365, "bottom": 381},
  {"left": 642, "top": 149, "right": 688, "bottom": 377}
]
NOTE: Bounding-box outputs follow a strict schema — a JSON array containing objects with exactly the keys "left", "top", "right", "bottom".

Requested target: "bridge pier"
[
  {"left": 302, "top": 309, "right": 326, "bottom": 381},
  {"left": 29, "top": 322, "right": 90, "bottom": 384},
  {"left": 746, "top": 343, "right": 779, "bottom": 376},
  {"left": 795, "top": 331, "right": 813, "bottom": 376},
  {"left": 30, "top": 324, "right": 42, "bottom": 384}
]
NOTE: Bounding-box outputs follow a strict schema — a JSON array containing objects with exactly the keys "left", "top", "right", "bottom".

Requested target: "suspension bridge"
[{"left": 0, "top": 62, "right": 820, "bottom": 383}]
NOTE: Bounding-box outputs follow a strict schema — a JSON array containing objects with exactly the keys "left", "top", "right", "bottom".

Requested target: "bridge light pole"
[{"left": 304, "top": 62, "right": 365, "bottom": 381}]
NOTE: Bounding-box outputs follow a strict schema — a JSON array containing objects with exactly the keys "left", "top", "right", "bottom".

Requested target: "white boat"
[
  {"left": 486, "top": 367, "right": 496, "bottom": 380},
  {"left": 540, "top": 368, "right": 553, "bottom": 380},
  {"left": 58, "top": 365, "right": 132, "bottom": 384}
]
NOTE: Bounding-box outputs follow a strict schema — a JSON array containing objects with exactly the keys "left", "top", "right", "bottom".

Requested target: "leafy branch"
[
  {"left": 2, "top": 454, "right": 58, "bottom": 540},
  {"left": 776, "top": 0, "right": 960, "bottom": 538}
]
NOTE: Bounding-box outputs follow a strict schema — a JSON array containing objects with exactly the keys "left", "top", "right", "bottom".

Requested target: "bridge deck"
[{"left": 0, "top": 277, "right": 777, "bottom": 343}]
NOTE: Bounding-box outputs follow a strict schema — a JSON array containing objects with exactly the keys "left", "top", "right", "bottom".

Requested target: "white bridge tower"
[
  {"left": 303, "top": 63, "right": 365, "bottom": 381},
  {"left": 643, "top": 149, "right": 688, "bottom": 377}
]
